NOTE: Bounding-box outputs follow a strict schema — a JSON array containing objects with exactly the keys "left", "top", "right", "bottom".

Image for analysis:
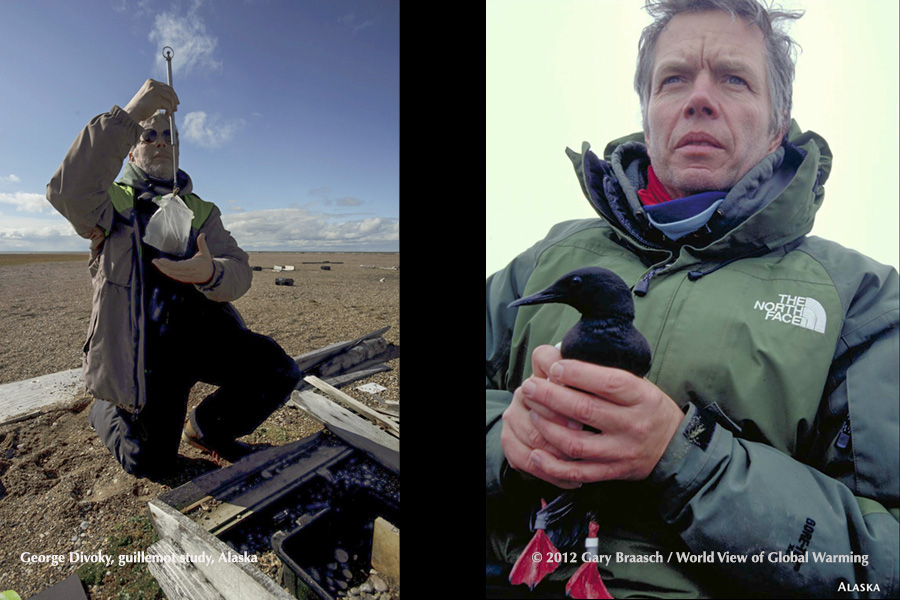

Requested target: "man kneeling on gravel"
[{"left": 46, "top": 79, "right": 302, "bottom": 479}]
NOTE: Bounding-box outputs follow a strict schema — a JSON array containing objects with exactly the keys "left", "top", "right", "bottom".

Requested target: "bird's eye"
[{"left": 570, "top": 276, "right": 582, "bottom": 286}]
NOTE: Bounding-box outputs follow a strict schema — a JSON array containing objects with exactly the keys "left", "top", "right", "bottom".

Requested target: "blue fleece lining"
[{"left": 645, "top": 191, "right": 727, "bottom": 240}]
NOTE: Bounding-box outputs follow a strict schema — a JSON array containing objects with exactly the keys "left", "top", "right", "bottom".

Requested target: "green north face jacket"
[{"left": 486, "top": 121, "right": 899, "bottom": 598}]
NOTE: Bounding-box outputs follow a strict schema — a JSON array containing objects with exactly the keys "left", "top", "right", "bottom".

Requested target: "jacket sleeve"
[
  {"left": 194, "top": 205, "right": 252, "bottom": 303},
  {"left": 486, "top": 260, "right": 519, "bottom": 498},
  {"left": 46, "top": 105, "right": 143, "bottom": 237},
  {"left": 486, "top": 225, "right": 570, "bottom": 501},
  {"left": 649, "top": 266, "right": 899, "bottom": 597}
]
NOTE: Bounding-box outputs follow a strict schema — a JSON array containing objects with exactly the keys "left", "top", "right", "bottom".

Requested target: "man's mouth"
[{"left": 676, "top": 133, "right": 724, "bottom": 149}]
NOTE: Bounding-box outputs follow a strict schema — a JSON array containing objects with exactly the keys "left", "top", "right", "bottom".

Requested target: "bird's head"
[{"left": 508, "top": 267, "right": 635, "bottom": 320}]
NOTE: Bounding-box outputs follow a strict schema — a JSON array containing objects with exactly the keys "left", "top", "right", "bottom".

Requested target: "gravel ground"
[{"left": 0, "top": 252, "right": 399, "bottom": 598}]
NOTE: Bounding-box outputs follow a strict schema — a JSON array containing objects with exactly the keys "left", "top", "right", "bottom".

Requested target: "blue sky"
[{"left": 0, "top": 0, "right": 399, "bottom": 252}]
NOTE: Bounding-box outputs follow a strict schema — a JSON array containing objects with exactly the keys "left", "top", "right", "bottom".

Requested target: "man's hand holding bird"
[
  {"left": 503, "top": 267, "right": 686, "bottom": 489},
  {"left": 520, "top": 344, "right": 685, "bottom": 484},
  {"left": 502, "top": 344, "right": 587, "bottom": 490}
]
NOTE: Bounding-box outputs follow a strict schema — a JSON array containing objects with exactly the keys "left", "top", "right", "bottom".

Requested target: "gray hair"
[{"left": 634, "top": 0, "right": 804, "bottom": 138}]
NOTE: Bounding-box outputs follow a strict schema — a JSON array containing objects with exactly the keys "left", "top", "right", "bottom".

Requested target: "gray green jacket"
[
  {"left": 47, "top": 105, "right": 251, "bottom": 415},
  {"left": 486, "top": 121, "right": 899, "bottom": 597}
]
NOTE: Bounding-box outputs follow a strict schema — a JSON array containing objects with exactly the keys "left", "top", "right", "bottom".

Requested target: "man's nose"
[{"left": 683, "top": 73, "right": 719, "bottom": 118}]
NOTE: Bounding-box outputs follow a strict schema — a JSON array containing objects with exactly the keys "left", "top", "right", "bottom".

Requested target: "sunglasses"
[{"left": 140, "top": 128, "right": 176, "bottom": 144}]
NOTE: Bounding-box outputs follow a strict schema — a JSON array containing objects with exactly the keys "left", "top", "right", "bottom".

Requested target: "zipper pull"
[
  {"left": 835, "top": 417, "right": 851, "bottom": 449},
  {"left": 634, "top": 271, "right": 653, "bottom": 296},
  {"left": 634, "top": 264, "right": 669, "bottom": 296}
]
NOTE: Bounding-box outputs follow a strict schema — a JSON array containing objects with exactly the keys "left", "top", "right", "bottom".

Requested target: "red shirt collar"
[{"left": 637, "top": 165, "right": 673, "bottom": 206}]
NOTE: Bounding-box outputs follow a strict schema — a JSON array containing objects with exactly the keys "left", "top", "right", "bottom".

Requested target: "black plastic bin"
[{"left": 272, "top": 488, "right": 399, "bottom": 600}]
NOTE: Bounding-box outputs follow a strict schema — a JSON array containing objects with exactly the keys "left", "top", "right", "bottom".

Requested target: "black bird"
[
  {"left": 506, "top": 267, "right": 649, "bottom": 594},
  {"left": 508, "top": 267, "right": 651, "bottom": 376}
]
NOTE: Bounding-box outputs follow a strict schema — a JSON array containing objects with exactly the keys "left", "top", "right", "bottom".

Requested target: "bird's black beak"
[{"left": 508, "top": 288, "right": 562, "bottom": 309}]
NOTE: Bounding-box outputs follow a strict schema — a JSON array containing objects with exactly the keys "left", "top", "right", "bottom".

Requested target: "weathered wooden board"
[
  {"left": 290, "top": 391, "right": 399, "bottom": 473},
  {"left": 303, "top": 376, "right": 399, "bottom": 437},
  {"left": 0, "top": 368, "right": 84, "bottom": 425},
  {"left": 292, "top": 326, "right": 391, "bottom": 373},
  {"left": 317, "top": 338, "right": 386, "bottom": 377},
  {"left": 146, "top": 538, "right": 224, "bottom": 600},
  {"left": 147, "top": 498, "right": 295, "bottom": 600},
  {"left": 371, "top": 517, "right": 400, "bottom": 585},
  {"left": 293, "top": 363, "right": 391, "bottom": 393},
  {"left": 371, "top": 406, "right": 400, "bottom": 422}
]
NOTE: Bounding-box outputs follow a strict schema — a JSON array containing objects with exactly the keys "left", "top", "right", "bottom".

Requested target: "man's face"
[
  {"left": 644, "top": 11, "right": 784, "bottom": 199},
  {"left": 129, "top": 115, "right": 177, "bottom": 180}
]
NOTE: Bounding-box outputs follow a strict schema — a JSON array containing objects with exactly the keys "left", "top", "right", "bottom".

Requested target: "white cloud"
[
  {"left": 339, "top": 14, "right": 375, "bottom": 35},
  {"left": 0, "top": 174, "right": 21, "bottom": 184},
  {"left": 114, "top": 0, "right": 153, "bottom": 17},
  {"left": 149, "top": 8, "right": 222, "bottom": 77},
  {"left": 181, "top": 111, "right": 245, "bottom": 149},
  {"left": 0, "top": 213, "right": 85, "bottom": 252},
  {"left": 0, "top": 192, "right": 52, "bottom": 214},
  {"left": 222, "top": 208, "right": 399, "bottom": 251},
  {"left": 0, "top": 202, "right": 398, "bottom": 252},
  {"left": 306, "top": 188, "right": 363, "bottom": 207}
]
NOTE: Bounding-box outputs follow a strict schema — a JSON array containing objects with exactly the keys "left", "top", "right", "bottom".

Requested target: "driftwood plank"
[
  {"left": 293, "top": 364, "right": 391, "bottom": 393},
  {"left": 291, "top": 391, "right": 399, "bottom": 472},
  {"left": 0, "top": 368, "right": 85, "bottom": 425},
  {"left": 146, "top": 538, "right": 223, "bottom": 600},
  {"left": 292, "top": 326, "right": 391, "bottom": 373},
  {"left": 371, "top": 517, "right": 400, "bottom": 585},
  {"left": 318, "top": 338, "right": 387, "bottom": 377},
  {"left": 371, "top": 405, "right": 400, "bottom": 421},
  {"left": 303, "top": 376, "right": 399, "bottom": 436},
  {"left": 147, "top": 499, "right": 295, "bottom": 600}
]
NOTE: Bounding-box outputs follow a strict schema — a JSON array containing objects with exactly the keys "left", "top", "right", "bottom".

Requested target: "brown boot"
[{"left": 182, "top": 419, "right": 254, "bottom": 464}]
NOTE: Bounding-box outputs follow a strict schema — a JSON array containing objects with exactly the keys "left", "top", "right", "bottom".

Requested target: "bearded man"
[
  {"left": 486, "top": 0, "right": 898, "bottom": 596},
  {"left": 48, "top": 79, "right": 301, "bottom": 479}
]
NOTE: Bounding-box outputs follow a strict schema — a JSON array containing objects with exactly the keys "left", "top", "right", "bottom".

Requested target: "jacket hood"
[{"left": 566, "top": 119, "right": 832, "bottom": 259}]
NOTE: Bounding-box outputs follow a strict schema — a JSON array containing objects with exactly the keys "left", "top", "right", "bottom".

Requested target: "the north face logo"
[{"left": 754, "top": 294, "right": 827, "bottom": 333}]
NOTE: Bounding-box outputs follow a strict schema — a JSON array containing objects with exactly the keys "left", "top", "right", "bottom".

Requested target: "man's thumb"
[{"left": 197, "top": 232, "right": 209, "bottom": 255}]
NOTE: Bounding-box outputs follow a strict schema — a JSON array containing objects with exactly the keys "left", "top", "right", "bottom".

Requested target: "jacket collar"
[
  {"left": 118, "top": 162, "right": 194, "bottom": 199},
  {"left": 567, "top": 120, "right": 832, "bottom": 259}
]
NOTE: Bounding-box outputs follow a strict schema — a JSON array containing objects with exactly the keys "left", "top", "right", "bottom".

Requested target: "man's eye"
[
  {"left": 661, "top": 75, "right": 681, "bottom": 86},
  {"left": 727, "top": 75, "right": 747, "bottom": 86}
]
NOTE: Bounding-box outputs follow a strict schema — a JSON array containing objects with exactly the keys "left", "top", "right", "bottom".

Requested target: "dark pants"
[{"left": 89, "top": 302, "right": 301, "bottom": 478}]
